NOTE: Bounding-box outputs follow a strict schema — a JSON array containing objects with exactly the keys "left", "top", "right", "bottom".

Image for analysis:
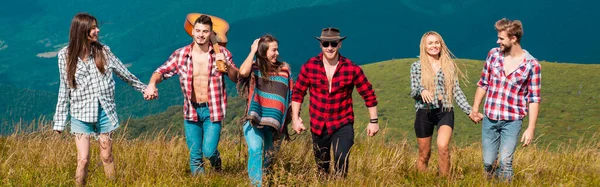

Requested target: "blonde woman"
[{"left": 409, "top": 31, "right": 476, "bottom": 176}]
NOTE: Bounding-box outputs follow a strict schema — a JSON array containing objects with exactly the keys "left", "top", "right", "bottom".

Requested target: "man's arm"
[
  {"left": 290, "top": 101, "right": 305, "bottom": 133},
  {"left": 226, "top": 63, "right": 239, "bottom": 82},
  {"left": 470, "top": 51, "right": 494, "bottom": 123},
  {"left": 521, "top": 103, "right": 539, "bottom": 147},
  {"left": 220, "top": 47, "right": 238, "bottom": 82},
  {"left": 353, "top": 67, "right": 379, "bottom": 136},
  {"left": 470, "top": 87, "right": 486, "bottom": 123},
  {"left": 147, "top": 72, "right": 164, "bottom": 86},
  {"left": 366, "top": 106, "right": 379, "bottom": 137},
  {"left": 290, "top": 63, "right": 310, "bottom": 134},
  {"left": 522, "top": 63, "right": 542, "bottom": 146},
  {"left": 144, "top": 50, "right": 180, "bottom": 100},
  {"left": 144, "top": 72, "right": 163, "bottom": 100}
]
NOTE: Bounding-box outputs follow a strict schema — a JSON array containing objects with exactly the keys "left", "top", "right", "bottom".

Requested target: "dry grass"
[{"left": 2, "top": 120, "right": 600, "bottom": 186}]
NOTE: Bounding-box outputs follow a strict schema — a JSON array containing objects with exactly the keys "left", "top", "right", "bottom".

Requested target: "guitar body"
[
  {"left": 184, "top": 13, "right": 230, "bottom": 72},
  {"left": 184, "top": 13, "right": 229, "bottom": 45}
]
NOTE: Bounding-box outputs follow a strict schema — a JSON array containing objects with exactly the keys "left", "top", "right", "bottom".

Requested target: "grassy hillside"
[
  {"left": 1, "top": 121, "right": 599, "bottom": 186},
  {"left": 0, "top": 84, "right": 56, "bottom": 134},
  {"left": 125, "top": 58, "right": 600, "bottom": 147}
]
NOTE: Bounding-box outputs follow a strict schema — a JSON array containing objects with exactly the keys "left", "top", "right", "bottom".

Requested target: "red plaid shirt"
[
  {"left": 292, "top": 53, "right": 378, "bottom": 135},
  {"left": 155, "top": 43, "right": 235, "bottom": 122},
  {"left": 477, "top": 48, "right": 542, "bottom": 121}
]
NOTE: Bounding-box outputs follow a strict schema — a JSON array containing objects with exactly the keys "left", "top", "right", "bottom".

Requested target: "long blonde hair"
[{"left": 419, "top": 31, "right": 467, "bottom": 108}]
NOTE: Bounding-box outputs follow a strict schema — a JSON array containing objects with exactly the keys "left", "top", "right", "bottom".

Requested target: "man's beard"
[{"left": 501, "top": 44, "right": 512, "bottom": 53}]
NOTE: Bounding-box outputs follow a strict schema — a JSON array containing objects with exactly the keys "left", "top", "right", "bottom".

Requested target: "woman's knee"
[
  {"left": 418, "top": 145, "right": 431, "bottom": 158},
  {"left": 100, "top": 152, "right": 113, "bottom": 163},
  {"left": 437, "top": 143, "right": 449, "bottom": 156},
  {"left": 78, "top": 157, "right": 89, "bottom": 166}
]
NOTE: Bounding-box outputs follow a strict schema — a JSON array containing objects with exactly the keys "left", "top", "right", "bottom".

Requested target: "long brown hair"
[
  {"left": 419, "top": 31, "right": 467, "bottom": 109},
  {"left": 255, "top": 34, "right": 283, "bottom": 79},
  {"left": 66, "top": 13, "right": 106, "bottom": 88}
]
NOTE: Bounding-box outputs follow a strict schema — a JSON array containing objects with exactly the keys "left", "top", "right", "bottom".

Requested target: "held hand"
[
  {"left": 366, "top": 123, "right": 379, "bottom": 137},
  {"left": 469, "top": 111, "right": 483, "bottom": 124},
  {"left": 521, "top": 128, "right": 534, "bottom": 147},
  {"left": 292, "top": 117, "right": 306, "bottom": 134},
  {"left": 144, "top": 85, "right": 158, "bottom": 100},
  {"left": 421, "top": 90, "right": 434, "bottom": 103},
  {"left": 250, "top": 38, "right": 259, "bottom": 53}
]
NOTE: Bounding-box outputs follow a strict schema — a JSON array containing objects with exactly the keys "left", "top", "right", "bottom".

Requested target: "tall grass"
[{"left": 1, "top": 120, "right": 599, "bottom": 186}]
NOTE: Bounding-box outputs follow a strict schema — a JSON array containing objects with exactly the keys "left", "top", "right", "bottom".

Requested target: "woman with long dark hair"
[
  {"left": 237, "top": 34, "right": 293, "bottom": 186},
  {"left": 53, "top": 13, "right": 150, "bottom": 186}
]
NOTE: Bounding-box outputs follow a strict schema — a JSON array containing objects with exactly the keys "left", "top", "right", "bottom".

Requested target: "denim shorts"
[{"left": 70, "top": 106, "right": 118, "bottom": 136}]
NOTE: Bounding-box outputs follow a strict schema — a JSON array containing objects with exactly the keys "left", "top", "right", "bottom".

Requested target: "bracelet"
[{"left": 370, "top": 118, "right": 378, "bottom": 123}]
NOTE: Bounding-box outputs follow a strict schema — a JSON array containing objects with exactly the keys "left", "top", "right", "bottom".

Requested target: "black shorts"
[{"left": 414, "top": 105, "right": 454, "bottom": 138}]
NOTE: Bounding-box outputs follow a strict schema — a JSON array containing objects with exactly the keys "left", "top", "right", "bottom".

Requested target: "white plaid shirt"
[
  {"left": 410, "top": 61, "right": 472, "bottom": 115},
  {"left": 53, "top": 45, "right": 147, "bottom": 131}
]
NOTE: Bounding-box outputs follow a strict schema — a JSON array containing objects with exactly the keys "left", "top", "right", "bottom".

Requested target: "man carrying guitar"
[{"left": 144, "top": 15, "right": 238, "bottom": 175}]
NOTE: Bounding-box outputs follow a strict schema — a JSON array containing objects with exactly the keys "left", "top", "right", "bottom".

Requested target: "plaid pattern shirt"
[
  {"left": 155, "top": 42, "right": 235, "bottom": 122},
  {"left": 477, "top": 48, "right": 542, "bottom": 121},
  {"left": 410, "top": 61, "right": 472, "bottom": 115},
  {"left": 53, "top": 45, "right": 147, "bottom": 131},
  {"left": 292, "top": 53, "right": 378, "bottom": 135}
]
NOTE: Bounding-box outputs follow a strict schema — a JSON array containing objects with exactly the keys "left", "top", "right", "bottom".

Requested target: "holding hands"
[
  {"left": 292, "top": 117, "right": 306, "bottom": 134},
  {"left": 469, "top": 110, "right": 484, "bottom": 124},
  {"left": 144, "top": 84, "right": 158, "bottom": 100}
]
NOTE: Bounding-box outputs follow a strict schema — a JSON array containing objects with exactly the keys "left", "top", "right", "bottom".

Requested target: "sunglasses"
[{"left": 321, "top": 41, "right": 339, "bottom": 48}]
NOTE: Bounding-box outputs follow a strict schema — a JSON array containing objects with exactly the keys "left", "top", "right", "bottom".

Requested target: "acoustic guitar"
[{"left": 184, "top": 13, "right": 230, "bottom": 72}]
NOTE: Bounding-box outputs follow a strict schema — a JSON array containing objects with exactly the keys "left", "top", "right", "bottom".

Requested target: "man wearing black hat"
[{"left": 291, "top": 27, "right": 379, "bottom": 178}]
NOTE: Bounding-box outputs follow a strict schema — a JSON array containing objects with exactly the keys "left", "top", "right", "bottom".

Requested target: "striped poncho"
[{"left": 238, "top": 63, "right": 293, "bottom": 133}]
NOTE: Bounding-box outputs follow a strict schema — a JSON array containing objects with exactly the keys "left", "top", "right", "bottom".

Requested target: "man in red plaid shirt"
[
  {"left": 470, "top": 18, "right": 542, "bottom": 181},
  {"left": 291, "top": 27, "right": 379, "bottom": 178},
  {"left": 144, "top": 15, "right": 238, "bottom": 175}
]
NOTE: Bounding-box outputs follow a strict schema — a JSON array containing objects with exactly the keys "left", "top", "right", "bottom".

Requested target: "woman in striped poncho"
[{"left": 237, "top": 34, "right": 293, "bottom": 186}]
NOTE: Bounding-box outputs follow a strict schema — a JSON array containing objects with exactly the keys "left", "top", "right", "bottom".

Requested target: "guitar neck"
[{"left": 210, "top": 35, "right": 222, "bottom": 54}]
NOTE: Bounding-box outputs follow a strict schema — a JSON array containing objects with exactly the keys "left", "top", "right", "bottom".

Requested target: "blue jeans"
[
  {"left": 184, "top": 103, "right": 222, "bottom": 175},
  {"left": 481, "top": 116, "right": 522, "bottom": 181},
  {"left": 243, "top": 121, "right": 277, "bottom": 187}
]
